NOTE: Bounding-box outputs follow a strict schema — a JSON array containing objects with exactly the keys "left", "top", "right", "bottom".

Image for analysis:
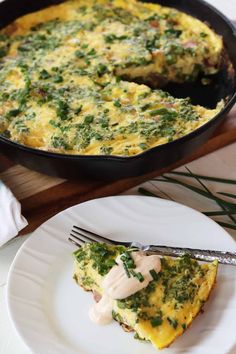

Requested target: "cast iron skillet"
[{"left": 0, "top": 0, "right": 236, "bottom": 180}]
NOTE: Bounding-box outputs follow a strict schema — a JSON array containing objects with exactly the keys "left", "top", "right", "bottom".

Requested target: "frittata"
[
  {"left": 0, "top": 0, "right": 224, "bottom": 156},
  {"left": 73, "top": 242, "right": 218, "bottom": 350}
]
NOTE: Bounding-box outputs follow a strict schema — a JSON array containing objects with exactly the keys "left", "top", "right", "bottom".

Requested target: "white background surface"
[{"left": 0, "top": 1, "right": 236, "bottom": 353}]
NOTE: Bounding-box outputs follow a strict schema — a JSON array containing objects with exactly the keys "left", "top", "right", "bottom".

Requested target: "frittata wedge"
[{"left": 73, "top": 242, "right": 218, "bottom": 350}]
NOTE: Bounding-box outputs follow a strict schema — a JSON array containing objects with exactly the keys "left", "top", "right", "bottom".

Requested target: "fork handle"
[{"left": 147, "top": 245, "right": 236, "bottom": 265}]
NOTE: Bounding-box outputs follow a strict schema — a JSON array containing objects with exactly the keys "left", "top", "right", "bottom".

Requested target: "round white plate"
[{"left": 7, "top": 196, "right": 236, "bottom": 354}]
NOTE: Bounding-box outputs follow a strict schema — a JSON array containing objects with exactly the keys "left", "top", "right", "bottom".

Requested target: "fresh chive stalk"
[{"left": 169, "top": 171, "right": 236, "bottom": 185}]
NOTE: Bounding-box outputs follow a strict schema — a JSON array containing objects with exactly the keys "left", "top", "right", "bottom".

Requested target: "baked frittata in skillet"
[
  {"left": 73, "top": 242, "right": 218, "bottom": 350},
  {"left": 0, "top": 0, "right": 224, "bottom": 156}
]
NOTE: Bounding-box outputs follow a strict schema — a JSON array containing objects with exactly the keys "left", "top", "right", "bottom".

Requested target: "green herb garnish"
[
  {"left": 97, "top": 63, "right": 108, "bottom": 77},
  {"left": 151, "top": 316, "right": 163, "bottom": 327},
  {"left": 39, "top": 69, "right": 50, "bottom": 80},
  {"left": 113, "top": 99, "right": 121, "bottom": 107},
  {"left": 84, "top": 115, "right": 94, "bottom": 124},
  {"left": 149, "top": 269, "right": 159, "bottom": 280},
  {"left": 53, "top": 75, "right": 63, "bottom": 83},
  {"left": 75, "top": 50, "right": 85, "bottom": 58},
  {"left": 167, "top": 317, "right": 178, "bottom": 329}
]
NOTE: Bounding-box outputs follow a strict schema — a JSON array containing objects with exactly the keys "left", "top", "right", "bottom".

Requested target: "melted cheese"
[{"left": 0, "top": 0, "right": 224, "bottom": 156}]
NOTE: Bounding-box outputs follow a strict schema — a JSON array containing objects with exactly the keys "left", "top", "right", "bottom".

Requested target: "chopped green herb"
[
  {"left": 151, "top": 316, "right": 163, "bottom": 327},
  {"left": 75, "top": 50, "right": 85, "bottom": 58},
  {"left": 39, "top": 69, "right": 51, "bottom": 80},
  {"left": 136, "top": 272, "right": 144, "bottom": 282},
  {"left": 113, "top": 99, "right": 121, "bottom": 107},
  {"left": 53, "top": 75, "right": 63, "bottom": 83},
  {"left": 139, "top": 143, "right": 147, "bottom": 150},
  {"left": 100, "top": 145, "right": 113, "bottom": 155},
  {"left": 75, "top": 105, "right": 83, "bottom": 114},
  {"left": 149, "top": 108, "right": 172, "bottom": 116},
  {"left": 6, "top": 109, "right": 21, "bottom": 118},
  {"left": 56, "top": 100, "right": 69, "bottom": 120},
  {"left": 51, "top": 135, "right": 70, "bottom": 149},
  {"left": 140, "top": 103, "right": 151, "bottom": 111},
  {"left": 200, "top": 32, "right": 207, "bottom": 38},
  {"left": 123, "top": 262, "right": 131, "bottom": 278},
  {"left": 149, "top": 269, "right": 159, "bottom": 280},
  {"left": 104, "top": 34, "right": 128, "bottom": 43},
  {"left": 165, "top": 29, "right": 182, "bottom": 37},
  {"left": 84, "top": 115, "right": 94, "bottom": 124},
  {"left": 87, "top": 48, "right": 96, "bottom": 56},
  {"left": 97, "top": 63, "right": 108, "bottom": 77},
  {"left": 167, "top": 317, "right": 178, "bottom": 329}
]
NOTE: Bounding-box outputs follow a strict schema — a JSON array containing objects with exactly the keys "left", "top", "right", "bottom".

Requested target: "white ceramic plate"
[{"left": 7, "top": 196, "right": 236, "bottom": 354}]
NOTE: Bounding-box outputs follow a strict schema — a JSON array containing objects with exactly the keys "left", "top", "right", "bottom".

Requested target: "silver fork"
[{"left": 69, "top": 225, "right": 236, "bottom": 266}]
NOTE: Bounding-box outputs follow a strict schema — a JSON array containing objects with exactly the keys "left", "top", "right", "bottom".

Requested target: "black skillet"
[{"left": 0, "top": 0, "right": 235, "bottom": 180}]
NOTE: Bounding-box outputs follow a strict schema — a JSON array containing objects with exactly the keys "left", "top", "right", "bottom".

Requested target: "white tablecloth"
[{"left": 1, "top": 1, "right": 236, "bottom": 353}]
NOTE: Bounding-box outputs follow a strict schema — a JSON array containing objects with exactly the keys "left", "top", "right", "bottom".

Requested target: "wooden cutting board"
[{"left": 0, "top": 105, "right": 236, "bottom": 235}]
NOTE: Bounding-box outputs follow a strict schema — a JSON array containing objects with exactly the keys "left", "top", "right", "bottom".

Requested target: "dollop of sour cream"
[{"left": 89, "top": 251, "right": 161, "bottom": 325}]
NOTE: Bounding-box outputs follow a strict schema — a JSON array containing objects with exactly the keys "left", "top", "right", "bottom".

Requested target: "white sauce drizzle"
[{"left": 89, "top": 251, "right": 161, "bottom": 325}]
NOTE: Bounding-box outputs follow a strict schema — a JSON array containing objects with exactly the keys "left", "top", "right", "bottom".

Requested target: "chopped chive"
[
  {"left": 149, "top": 269, "right": 159, "bottom": 280},
  {"left": 75, "top": 50, "right": 85, "bottom": 58},
  {"left": 39, "top": 69, "right": 50, "bottom": 80},
  {"left": 113, "top": 99, "right": 121, "bottom": 107},
  {"left": 75, "top": 105, "right": 83, "bottom": 114},
  {"left": 87, "top": 48, "right": 96, "bottom": 56},
  {"left": 182, "top": 323, "right": 187, "bottom": 330},
  {"left": 136, "top": 272, "right": 144, "bottom": 282},
  {"left": 53, "top": 75, "right": 63, "bottom": 83},
  {"left": 129, "top": 269, "right": 136, "bottom": 276},
  {"left": 97, "top": 63, "right": 108, "bottom": 77},
  {"left": 139, "top": 143, "right": 147, "bottom": 150},
  {"left": 151, "top": 316, "right": 163, "bottom": 327},
  {"left": 123, "top": 262, "right": 131, "bottom": 278},
  {"left": 149, "top": 108, "right": 170, "bottom": 116},
  {"left": 167, "top": 317, "right": 178, "bottom": 329},
  {"left": 200, "top": 32, "right": 207, "bottom": 38},
  {"left": 84, "top": 115, "right": 94, "bottom": 124},
  {"left": 126, "top": 259, "right": 135, "bottom": 269},
  {"left": 6, "top": 109, "right": 21, "bottom": 118}
]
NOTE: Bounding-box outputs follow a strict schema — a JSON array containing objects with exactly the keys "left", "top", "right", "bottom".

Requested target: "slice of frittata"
[{"left": 73, "top": 242, "right": 218, "bottom": 350}]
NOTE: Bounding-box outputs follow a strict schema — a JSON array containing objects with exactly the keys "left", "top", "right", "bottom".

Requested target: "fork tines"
[{"left": 69, "top": 225, "right": 114, "bottom": 248}]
